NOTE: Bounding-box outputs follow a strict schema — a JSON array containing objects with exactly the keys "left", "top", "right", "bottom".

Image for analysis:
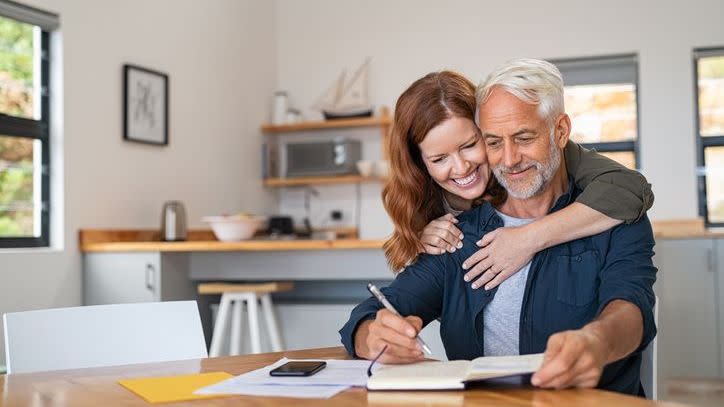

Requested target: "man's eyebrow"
[
  {"left": 483, "top": 128, "right": 536, "bottom": 138},
  {"left": 512, "top": 128, "right": 537, "bottom": 137}
]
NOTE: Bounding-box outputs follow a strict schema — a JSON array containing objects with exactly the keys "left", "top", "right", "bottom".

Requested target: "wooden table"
[{"left": 0, "top": 347, "right": 691, "bottom": 407}]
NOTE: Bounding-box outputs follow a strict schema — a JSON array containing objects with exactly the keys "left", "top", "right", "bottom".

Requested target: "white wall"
[
  {"left": 0, "top": 0, "right": 277, "bottom": 365},
  {"left": 274, "top": 0, "right": 724, "bottom": 224},
  {"left": 2, "top": 0, "right": 723, "bottom": 368}
]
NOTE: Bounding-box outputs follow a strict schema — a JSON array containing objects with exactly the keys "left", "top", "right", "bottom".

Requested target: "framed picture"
[{"left": 123, "top": 64, "right": 169, "bottom": 145}]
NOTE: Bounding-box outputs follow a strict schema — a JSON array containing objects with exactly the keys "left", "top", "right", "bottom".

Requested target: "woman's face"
[{"left": 418, "top": 116, "right": 489, "bottom": 202}]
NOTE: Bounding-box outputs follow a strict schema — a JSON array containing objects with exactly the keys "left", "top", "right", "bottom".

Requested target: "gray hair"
[{"left": 475, "top": 58, "right": 564, "bottom": 128}]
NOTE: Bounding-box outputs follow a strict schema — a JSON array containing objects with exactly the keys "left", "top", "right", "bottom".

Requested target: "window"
[
  {"left": 553, "top": 55, "right": 639, "bottom": 169},
  {"left": 0, "top": 1, "right": 58, "bottom": 248},
  {"left": 695, "top": 48, "right": 724, "bottom": 227}
]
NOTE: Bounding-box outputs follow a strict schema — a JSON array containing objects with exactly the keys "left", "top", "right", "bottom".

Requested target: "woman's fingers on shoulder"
[
  {"left": 422, "top": 244, "right": 446, "bottom": 255},
  {"left": 442, "top": 213, "right": 459, "bottom": 223}
]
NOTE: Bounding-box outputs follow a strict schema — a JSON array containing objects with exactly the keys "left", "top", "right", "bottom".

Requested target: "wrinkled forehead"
[{"left": 477, "top": 89, "right": 545, "bottom": 134}]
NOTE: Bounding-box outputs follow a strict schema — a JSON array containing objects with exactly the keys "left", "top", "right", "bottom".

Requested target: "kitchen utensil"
[
  {"left": 268, "top": 216, "right": 294, "bottom": 235},
  {"left": 356, "top": 160, "right": 373, "bottom": 177},
  {"left": 161, "top": 201, "right": 187, "bottom": 241},
  {"left": 203, "top": 215, "right": 266, "bottom": 241}
]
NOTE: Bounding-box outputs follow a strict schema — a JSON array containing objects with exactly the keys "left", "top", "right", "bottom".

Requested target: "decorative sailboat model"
[{"left": 313, "top": 58, "right": 373, "bottom": 120}]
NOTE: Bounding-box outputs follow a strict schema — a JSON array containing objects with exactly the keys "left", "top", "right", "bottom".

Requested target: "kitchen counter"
[
  {"left": 80, "top": 220, "right": 724, "bottom": 253},
  {"left": 79, "top": 229, "right": 386, "bottom": 253}
]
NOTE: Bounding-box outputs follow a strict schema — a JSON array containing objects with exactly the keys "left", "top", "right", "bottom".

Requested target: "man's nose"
[{"left": 503, "top": 142, "right": 521, "bottom": 168}]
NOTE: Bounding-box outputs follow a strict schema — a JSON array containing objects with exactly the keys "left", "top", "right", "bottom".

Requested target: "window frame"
[
  {"left": 694, "top": 47, "right": 724, "bottom": 228},
  {"left": 0, "top": 27, "right": 50, "bottom": 248},
  {"left": 551, "top": 54, "right": 641, "bottom": 169}
]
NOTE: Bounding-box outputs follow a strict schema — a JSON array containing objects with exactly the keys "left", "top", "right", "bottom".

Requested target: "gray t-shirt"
[{"left": 483, "top": 210, "right": 536, "bottom": 356}]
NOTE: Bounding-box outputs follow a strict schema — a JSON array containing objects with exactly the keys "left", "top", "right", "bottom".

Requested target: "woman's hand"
[
  {"left": 461, "top": 226, "right": 538, "bottom": 290},
  {"left": 420, "top": 214, "right": 464, "bottom": 255}
]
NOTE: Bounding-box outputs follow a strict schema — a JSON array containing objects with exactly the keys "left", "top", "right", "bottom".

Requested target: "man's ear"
[{"left": 555, "top": 113, "right": 571, "bottom": 148}]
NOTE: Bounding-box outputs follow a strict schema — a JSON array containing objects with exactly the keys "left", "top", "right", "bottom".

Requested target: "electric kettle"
[{"left": 161, "top": 201, "right": 187, "bottom": 241}]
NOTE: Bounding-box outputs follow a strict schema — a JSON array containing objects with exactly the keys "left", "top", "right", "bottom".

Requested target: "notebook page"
[
  {"left": 466, "top": 353, "right": 544, "bottom": 381},
  {"left": 367, "top": 360, "right": 470, "bottom": 390}
]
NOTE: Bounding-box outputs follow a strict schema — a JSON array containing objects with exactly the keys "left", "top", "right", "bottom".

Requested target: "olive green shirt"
[{"left": 565, "top": 141, "right": 653, "bottom": 223}]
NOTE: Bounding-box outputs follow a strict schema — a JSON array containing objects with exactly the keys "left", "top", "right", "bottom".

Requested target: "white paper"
[
  {"left": 470, "top": 353, "right": 544, "bottom": 374},
  {"left": 195, "top": 382, "right": 347, "bottom": 399},
  {"left": 194, "top": 358, "right": 371, "bottom": 399},
  {"left": 227, "top": 358, "right": 371, "bottom": 386}
]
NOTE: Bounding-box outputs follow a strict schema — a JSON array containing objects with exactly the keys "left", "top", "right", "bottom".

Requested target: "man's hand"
[
  {"left": 531, "top": 330, "right": 610, "bottom": 389},
  {"left": 354, "top": 309, "right": 425, "bottom": 364}
]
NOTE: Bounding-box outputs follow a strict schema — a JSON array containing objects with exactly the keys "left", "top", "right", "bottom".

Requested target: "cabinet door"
[
  {"left": 654, "top": 239, "right": 720, "bottom": 386},
  {"left": 84, "top": 253, "right": 161, "bottom": 305}
]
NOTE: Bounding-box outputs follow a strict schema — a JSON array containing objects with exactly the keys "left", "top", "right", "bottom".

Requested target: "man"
[{"left": 339, "top": 58, "right": 656, "bottom": 395}]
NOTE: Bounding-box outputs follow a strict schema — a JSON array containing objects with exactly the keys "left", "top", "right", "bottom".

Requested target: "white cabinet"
[
  {"left": 83, "top": 252, "right": 196, "bottom": 305},
  {"left": 653, "top": 238, "right": 722, "bottom": 396}
]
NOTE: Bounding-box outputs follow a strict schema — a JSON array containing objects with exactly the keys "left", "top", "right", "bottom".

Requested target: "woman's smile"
[{"left": 451, "top": 165, "right": 482, "bottom": 188}]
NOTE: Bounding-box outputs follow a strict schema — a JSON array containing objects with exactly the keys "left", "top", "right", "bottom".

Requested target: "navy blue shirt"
[{"left": 339, "top": 179, "right": 657, "bottom": 396}]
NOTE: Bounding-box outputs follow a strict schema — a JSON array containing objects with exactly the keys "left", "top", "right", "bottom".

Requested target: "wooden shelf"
[
  {"left": 260, "top": 108, "right": 391, "bottom": 134},
  {"left": 263, "top": 175, "right": 385, "bottom": 187}
]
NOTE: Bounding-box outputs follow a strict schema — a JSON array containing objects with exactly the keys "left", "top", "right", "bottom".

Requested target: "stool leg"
[
  {"left": 261, "top": 293, "right": 284, "bottom": 351},
  {"left": 230, "top": 299, "right": 243, "bottom": 356},
  {"left": 210, "top": 294, "right": 231, "bottom": 357},
  {"left": 246, "top": 293, "right": 262, "bottom": 354}
]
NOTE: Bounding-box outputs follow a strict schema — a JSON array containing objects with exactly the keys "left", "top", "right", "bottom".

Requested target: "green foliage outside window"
[{"left": 0, "top": 16, "right": 35, "bottom": 237}]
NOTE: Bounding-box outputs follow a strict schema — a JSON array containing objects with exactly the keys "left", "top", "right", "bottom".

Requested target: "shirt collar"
[{"left": 479, "top": 175, "right": 579, "bottom": 229}]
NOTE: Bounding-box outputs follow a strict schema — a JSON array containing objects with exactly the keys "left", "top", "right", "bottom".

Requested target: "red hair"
[{"left": 382, "top": 71, "right": 480, "bottom": 271}]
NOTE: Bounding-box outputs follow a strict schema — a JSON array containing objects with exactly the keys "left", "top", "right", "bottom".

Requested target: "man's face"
[{"left": 477, "top": 87, "right": 567, "bottom": 199}]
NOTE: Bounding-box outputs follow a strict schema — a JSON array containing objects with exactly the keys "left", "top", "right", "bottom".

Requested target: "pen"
[{"left": 366, "top": 283, "right": 432, "bottom": 355}]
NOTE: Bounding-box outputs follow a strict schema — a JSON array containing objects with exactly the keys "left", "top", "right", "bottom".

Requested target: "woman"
[{"left": 382, "top": 71, "right": 653, "bottom": 290}]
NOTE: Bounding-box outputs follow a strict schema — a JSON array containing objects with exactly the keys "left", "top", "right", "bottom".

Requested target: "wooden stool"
[{"left": 198, "top": 282, "right": 293, "bottom": 357}]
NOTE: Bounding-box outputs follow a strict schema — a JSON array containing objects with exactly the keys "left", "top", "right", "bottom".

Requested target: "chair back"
[
  {"left": 640, "top": 296, "right": 659, "bottom": 399},
  {"left": 3, "top": 301, "right": 207, "bottom": 374}
]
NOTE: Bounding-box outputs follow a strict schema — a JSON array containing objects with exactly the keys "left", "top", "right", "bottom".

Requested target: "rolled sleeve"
[
  {"left": 565, "top": 141, "right": 655, "bottom": 223},
  {"left": 338, "top": 254, "right": 447, "bottom": 357},
  {"left": 577, "top": 179, "right": 653, "bottom": 224},
  {"left": 596, "top": 215, "right": 658, "bottom": 353}
]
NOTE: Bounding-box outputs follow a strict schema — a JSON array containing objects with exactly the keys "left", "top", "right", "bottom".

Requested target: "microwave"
[{"left": 282, "top": 139, "right": 361, "bottom": 177}]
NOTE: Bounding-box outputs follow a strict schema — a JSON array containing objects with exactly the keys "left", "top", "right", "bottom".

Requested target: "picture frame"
[{"left": 123, "top": 64, "right": 169, "bottom": 145}]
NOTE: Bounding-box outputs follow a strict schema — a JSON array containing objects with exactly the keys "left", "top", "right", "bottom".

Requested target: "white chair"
[
  {"left": 198, "top": 282, "right": 292, "bottom": 357},
  {"left": 640, "top": 296, "right": 659, "bottom": 399},
  {"left": 3, "top": 301, "right": 207, "bottom": 374}
]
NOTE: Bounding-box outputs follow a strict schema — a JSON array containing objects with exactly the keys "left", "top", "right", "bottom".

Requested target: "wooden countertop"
[
  {"left": 79, "top": 220, "right": 724, "bottom": 253},
  {"left": 79, "top": 229, "right": 386, "bottom": 253},
  {"left": 651, "top": 219, "right": 724, "bottom": 239},
  {"left": 0, "top": 346, "right": 693, "bottom": 407}
]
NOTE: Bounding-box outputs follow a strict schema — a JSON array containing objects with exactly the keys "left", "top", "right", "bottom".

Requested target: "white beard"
[{"left": 492, "top": 137, "right": 561, "bottom": 200}]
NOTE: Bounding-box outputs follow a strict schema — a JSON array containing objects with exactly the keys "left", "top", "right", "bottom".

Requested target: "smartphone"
[{"left": 269, "top": 361, "right": 327, "bottom": 377}]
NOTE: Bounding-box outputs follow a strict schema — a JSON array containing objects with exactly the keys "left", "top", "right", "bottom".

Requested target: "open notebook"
[{"left": 367, "top": 353, "right": 544, "bottom": 390}]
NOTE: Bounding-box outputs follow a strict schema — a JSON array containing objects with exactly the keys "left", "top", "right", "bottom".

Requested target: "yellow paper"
[{"left": 118, "top": 371, "right": 233, "bottom": 404}]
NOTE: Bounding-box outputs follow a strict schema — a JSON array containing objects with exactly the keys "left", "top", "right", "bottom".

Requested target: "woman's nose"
[{"left": 452, "top": 155, "right": 471, "bottom": 175}]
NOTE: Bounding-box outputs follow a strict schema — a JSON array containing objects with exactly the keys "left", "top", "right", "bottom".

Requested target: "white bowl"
[
  {"left": 356, "top": 160, "right": 374, "bottom": 177},
  {"left": 203, "top": 215, "right": 266, "bottom": 241},
  {"left": 375, "top": 160, "right": 390, "bottom": 177}
]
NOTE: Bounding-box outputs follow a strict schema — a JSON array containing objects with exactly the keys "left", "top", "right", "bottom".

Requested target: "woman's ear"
[{"left": 555, "top": 113, "right": 572, "bottom": 148}]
